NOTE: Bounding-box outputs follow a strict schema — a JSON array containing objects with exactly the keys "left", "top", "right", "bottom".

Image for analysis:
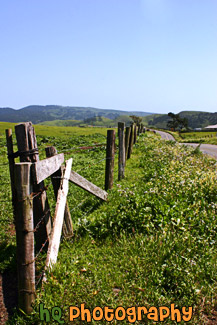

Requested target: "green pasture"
[
  {"left": 0, "top": 126, "right": 217, "bottom": 323},
  {"left": 162, "top": 129, "right": 217, "bottom": 145},
  {"left": 0, "top": 121, "right": 111, "bottom": 138},
  {"left": 169, "top": 130, "right": 217, "bottom": 144},
  {"left": 181, "top": 131, "right": 216, "bottom": 138}
]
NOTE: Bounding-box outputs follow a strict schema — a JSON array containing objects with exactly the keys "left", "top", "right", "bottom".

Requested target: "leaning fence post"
[
  {"left": 105, "top": 130, "right": 115, "bottom": 190},
  {"left": 14, "top": 162, "right": 35, "bottom": 314},
  {"left": 45, "top": 146, "right": 73, "bottom": 237},
  {"left": 128, "top": 124, "right": 134, "bottom": 159},
  {"left": 44, "top": 159, "right": 73, "bottom": 278},
  {"left": 118, "top": 122, "right": 125, "bottom": 180},
  {"left": 15, "top": 122, "right": 52, "bottom": 251},
  {"left": 125, "top": 126, "right": 131, "bottom": 162}
]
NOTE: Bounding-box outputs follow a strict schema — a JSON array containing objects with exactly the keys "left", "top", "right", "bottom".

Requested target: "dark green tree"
[
  {"left": 167, "top": 112, "right": 188, "bottom": 131},
  {"left": 130, "top": 115, "right": 142, "bottom": 126}
]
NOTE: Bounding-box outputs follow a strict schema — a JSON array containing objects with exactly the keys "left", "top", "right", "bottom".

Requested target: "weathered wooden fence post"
[
  {"left": 137, "top": 123, "right": 140, "bottom": 136},
  {"left": 118, "top": 122, "right": 125, "bottom": 180},
  {"left": 134, "top": 123, "right": 137, "bottom": 144},
  {"left": 128, "top": 124, "right": 134, "bottom": 159},
  {"left": 14, "top": 163, "right": 35, "bottom": 314},
  {"left": 45, "top": 146, "right": 73, "bottom": 237},
  {"left": 125, "top": 126, "right": 131, "bottom": 162},
  {"left": 15, "top": 122, "right": 52, "bottom": 251},
  {"left": 5, "top": 129, "right": 16, "bottom": 217},
  {"left": 105, "top": 130, "right": 115, "bottom": 190}
]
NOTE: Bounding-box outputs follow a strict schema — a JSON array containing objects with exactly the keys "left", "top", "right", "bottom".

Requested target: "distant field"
[
  {"left": 39, "top": 119, "right": 81, "bottom": 126},
  {"left": 177, "top": 131, "right": 217, "bottom": 144},
  {"left": 0, "top": 121, "right": 111, "bottom": 137},
  {"left": 0, "top": 122, "right": 16, "bottom": 134},
  {"left": 180, "top": 131, "right": 217, "bottom": 139},
  {"left": 160, "top": 130, "right": 217, "bottom": 145},
  {"left": 39, "top": 115, "right": 134, "bottom": 128}
]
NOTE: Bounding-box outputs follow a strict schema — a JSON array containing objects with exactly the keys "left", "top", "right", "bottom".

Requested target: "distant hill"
[
  {"left": 145, "top": 111, "right": 217, "bottom": 129},
  {"left": 2, "top": 105, "right": 216, "bottom": 128},
  {"left": 0, "top": 105, "right": 153, "bottom": 124}
]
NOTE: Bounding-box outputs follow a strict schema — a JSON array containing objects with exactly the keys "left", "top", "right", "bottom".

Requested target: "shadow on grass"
[
  {"left": 2, "top": 271, "right": 18, "bottom": 317},
  {"left": 0, "top": 242, "right": 17, "bottom": 319}
]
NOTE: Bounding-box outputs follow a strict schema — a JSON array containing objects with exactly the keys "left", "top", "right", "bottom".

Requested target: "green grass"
[
  {"left": 38, "top": 115, "right": 133, "bottom": 128},
  {"left": 168, "top": 130, "right": 217, "bottom": 145},
  {"left": 39, "top": 117, "right": 113, "bottom": 127},
  {"left": 1, "top": 126, "right": 217, "bottom": 323},
  {"left": 0, "top": 121, "right": 112, "bottom": 138},
  {"left": 39, "top": 119, "right": 81, "bottom": 127}
]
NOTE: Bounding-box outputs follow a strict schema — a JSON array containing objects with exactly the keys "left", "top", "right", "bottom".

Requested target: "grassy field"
[
  {"left": 1, "top": 123, "right": 217, "bottom": 323},
  {"left": 0, "top": 121, "right": 112, "bottom": 138},
  {"left": 166, "top": 130, "right": 217, "bottom": 145}
]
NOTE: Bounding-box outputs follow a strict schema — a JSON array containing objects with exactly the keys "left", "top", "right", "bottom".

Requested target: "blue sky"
[{"left": 1, "top": 0, "right": 217, "bottom": 113}]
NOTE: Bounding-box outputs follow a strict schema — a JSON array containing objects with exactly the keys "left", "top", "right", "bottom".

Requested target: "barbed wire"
[
  {"left": 31, "top": 183, "right": 52, "bottom": 199},
  {"left": 17, "top": 184, "right": 52, "bottom": 202},
  {"left": 75, "top": 158, "right": 106, "bottom": 173},
  {"left": 49, "top": 157, "right": 107, "bottom": 178},
  {"left": 70, "top": 197, "right": 92, "bottom": 214},
  {"left": 22, "top": 237, "right": 49, "bottom": 266},
  {"left": 33, "top": 209, "right": 51, "bottom": 233},
  {"left": 55, "top": 143, "right": 106, "bottom": 153},
  {"left": 73, "top": 155, "right": 117, "bottom": 174},
  {"left": 36, "top": 270, "right": 45, "bottom": 288},
  {"left": 80, "top": 204, "right": 97, "bottom": 220}
]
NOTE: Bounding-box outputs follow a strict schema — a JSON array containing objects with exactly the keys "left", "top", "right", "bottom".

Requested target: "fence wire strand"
[
  {"left": 56, "top": 143, "right": 106, "bottom": 153},
  {"left": 17, "top": 183, "right": 52, "bottom": 202},
  {"left": 23, "top": 209, "right": 51, "bottom": 234},
  {"left": 22, "top": 237, "right": 49, "bottom": 266}
]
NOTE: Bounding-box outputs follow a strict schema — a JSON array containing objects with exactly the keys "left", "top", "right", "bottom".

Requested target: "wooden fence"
[{"left": 5, "top": 120, "right": 144, "bottom": 314}]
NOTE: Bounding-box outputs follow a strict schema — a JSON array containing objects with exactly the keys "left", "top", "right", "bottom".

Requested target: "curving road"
[
  {"left": 154, "top": 130, "right": 217, "bottom": 160},
  {"left": 154, "top": 130, "right": 176, "bottom": 141}
]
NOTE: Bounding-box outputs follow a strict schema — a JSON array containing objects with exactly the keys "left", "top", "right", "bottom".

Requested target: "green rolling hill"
[
  {"left": 144, "top": 111, "right": 217, "bottom": 129},
  {"left": 1, "top": 105, "right": 217, "bottom": 128},
  {"left": 0, "top": 105, "right": 153, "bottom": 124}
]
